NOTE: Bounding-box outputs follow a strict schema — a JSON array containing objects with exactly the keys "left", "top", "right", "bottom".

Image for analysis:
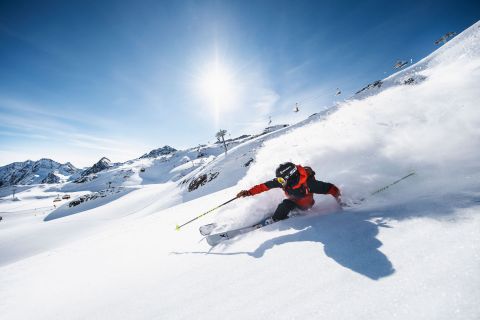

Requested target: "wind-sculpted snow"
[
  {"left": 44, "top": 187, "right": 135, "bottom": 221},
  {"left": 0, "top": 183, "right": 181, "bottom": 266}
]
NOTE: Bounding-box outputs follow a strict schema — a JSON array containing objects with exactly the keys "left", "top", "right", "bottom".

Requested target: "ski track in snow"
[{"left": 1, "top": 20, "right": 480, "bottom": 320}]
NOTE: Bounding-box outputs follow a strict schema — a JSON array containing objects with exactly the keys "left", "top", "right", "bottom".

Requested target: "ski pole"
[
  {"left": 175, "top": 196, "right": 238, "bottom": 231},
  {"left": 369, "top": 172, "right": 416, "bottom": 196}
]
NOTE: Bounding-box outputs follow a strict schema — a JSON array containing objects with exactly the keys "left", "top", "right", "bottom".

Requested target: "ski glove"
[
  {"left": 327, "top": 185, "right": 341, "bottom": 203},
  {"left": 237, "top": 190, "right": 251, "bottom": 198}
]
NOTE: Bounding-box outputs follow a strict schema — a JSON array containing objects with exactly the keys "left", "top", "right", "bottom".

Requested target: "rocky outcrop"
[
  {"left": 81, "top": 157, "right": 112, "bottom": 177},
  {"left": 41, "top": 172, "right": 61, "bottom": 184},
  {"left": 140, "top": 146, "right": 177, "bottom": 159}
]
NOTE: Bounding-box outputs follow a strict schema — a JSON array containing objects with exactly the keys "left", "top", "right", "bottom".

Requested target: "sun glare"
[
  {"left": 197, "top": 60, "right": 238, "bottom": 126},
  {"left": 200, "top": 63, "right": 234, "bottom": 104}
]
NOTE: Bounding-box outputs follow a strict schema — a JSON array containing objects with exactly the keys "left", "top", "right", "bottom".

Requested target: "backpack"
[{"left": 303, "top": 166, "right": 315, "bottom": 177}]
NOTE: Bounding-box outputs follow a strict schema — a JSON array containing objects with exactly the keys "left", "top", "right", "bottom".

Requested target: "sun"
[
  {"left": 202, "top": 68, "right": 231, "bottom": 103},
  {"left": 200, "top": 62, "right": 234, "bottom": 104},
  {"left": 197, "top": 60, "right": 238, "bottom": 126}
]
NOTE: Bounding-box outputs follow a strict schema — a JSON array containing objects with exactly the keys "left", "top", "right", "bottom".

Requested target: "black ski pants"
[{"left": 272, "top": 199, "right": 298, "bottom": 221}]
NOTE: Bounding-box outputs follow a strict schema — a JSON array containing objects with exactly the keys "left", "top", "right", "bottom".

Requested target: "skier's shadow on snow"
[
  {"left": 174, "top": 194, "right": 477, "bottom": 280},
  {"left": 183, "top": 211, "right": 395, "bottom": 280},
  {"left": 220, "top": 194, "right": 476, "bottom": 280},
  {"left": 248, "top": 212, "right": 395, "bottom": 280}
]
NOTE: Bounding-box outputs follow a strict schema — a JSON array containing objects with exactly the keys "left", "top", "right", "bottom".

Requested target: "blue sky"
[{"left": 0, "top": 0, "right": 478, "bottom": 167}]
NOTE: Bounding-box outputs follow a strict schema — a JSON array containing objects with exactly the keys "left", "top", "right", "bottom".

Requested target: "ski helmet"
[{"left": 275, "top": 162, "right": 299, "bottom": 186}]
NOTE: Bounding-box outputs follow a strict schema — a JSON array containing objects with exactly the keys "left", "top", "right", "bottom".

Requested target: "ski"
[
  {"left": 205, "top": 218, "right": 272, "bottom": 246},
  {"left": 199, "top": 223, "right": 217, "bottom": 236}
]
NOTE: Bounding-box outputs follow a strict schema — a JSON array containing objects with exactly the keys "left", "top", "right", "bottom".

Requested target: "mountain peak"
[
  {"left": 98, "top": 157, "right": 111, "bottom": 164},
  {"left": 140, "top": 146, "right": 177, "bottom": 159},
  {"left": 81, "top": 157, "right": 112, "bottom": 177}
]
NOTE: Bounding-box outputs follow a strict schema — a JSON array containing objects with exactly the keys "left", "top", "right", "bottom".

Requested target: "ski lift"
[
  {"left": 53, "top": 195, "right": 61, "bottom": 202},
  {"left": 434, "top": 32, "right": 456, "bottom": 45},
  {"left": 393, "top": 60, "right": 408, "bottom": 69},
  {"left": 293, "top": 103, "right": 300, "bottom": 113}
]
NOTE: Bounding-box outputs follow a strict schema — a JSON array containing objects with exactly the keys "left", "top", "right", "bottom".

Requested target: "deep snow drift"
[{"left": 1, "top": 21, "right": 480, "bottom": 320}]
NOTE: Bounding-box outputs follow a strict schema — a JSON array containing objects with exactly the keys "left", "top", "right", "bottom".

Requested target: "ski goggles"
[
  {"left": 277, "top": 177, "right": 287, "bottom": 186},
  {"left": 276, "top": 167, "right": 297, "bottom": 186}
]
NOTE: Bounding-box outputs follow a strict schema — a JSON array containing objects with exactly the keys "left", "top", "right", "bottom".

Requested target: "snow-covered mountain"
[
  {"left": 0, "top": 21, "right": 479, "bottom": 320},
  {"left": 0, "top": 128, "right": 289, "bottom": 194},
  {"left": 78, "top": 157, "right": 113, "bottom": 177},
  {"left": 0, "top": 159, "right": 80, "bottom": 188},
  {"left": 139, "top": 145, "right": 177, "bottom": 158}
]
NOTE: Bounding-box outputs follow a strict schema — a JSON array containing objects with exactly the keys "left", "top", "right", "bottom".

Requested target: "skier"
[{"left": 236, "top": 162, "right": 341, "bottom": 223}]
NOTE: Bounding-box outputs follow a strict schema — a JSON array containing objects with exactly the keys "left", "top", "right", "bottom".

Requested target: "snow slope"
[{"left": 1, "top": 21, "right": 480, "bottom": 320}]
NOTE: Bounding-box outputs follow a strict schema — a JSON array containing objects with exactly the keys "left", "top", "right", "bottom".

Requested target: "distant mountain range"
[
  {"left": 0, "top": 138, "right": 243, "bottom": 189},
  {"left": 0, "top": 159, "right": 81, "bottom": 188},
  {"left": 0, "top": 120, "right": 294, "bottom": 190}
]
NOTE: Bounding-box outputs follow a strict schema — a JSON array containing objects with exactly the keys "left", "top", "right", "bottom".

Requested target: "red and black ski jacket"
[{"left": 247, "top": 165, "right": 340, "bottom": 209}]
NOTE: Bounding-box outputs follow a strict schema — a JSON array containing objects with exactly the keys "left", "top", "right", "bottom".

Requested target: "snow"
[{"left": 1, "top": 21, "right": 480, "bottom": 320}]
